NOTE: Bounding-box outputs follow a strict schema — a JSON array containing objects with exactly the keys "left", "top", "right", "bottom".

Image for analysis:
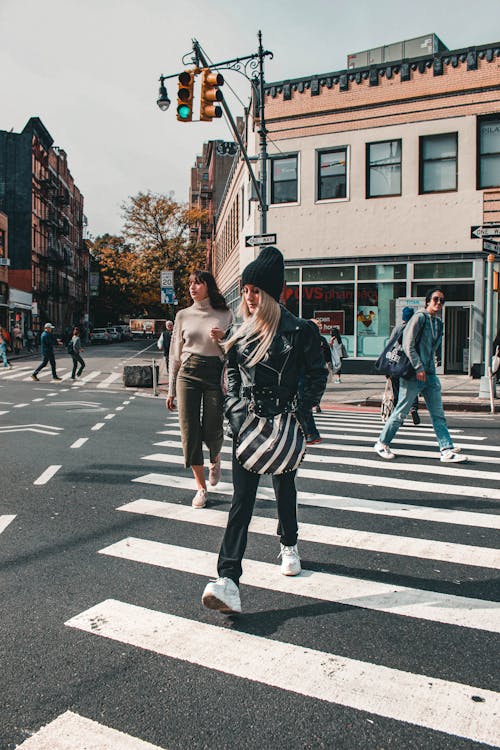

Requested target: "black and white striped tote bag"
[{"left": 235, "top": 411, "right": 306, "bottom": 475}]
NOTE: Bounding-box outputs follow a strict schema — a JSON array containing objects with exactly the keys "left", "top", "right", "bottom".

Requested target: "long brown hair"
[{"left": 190, "top": 270, "right": 228, "bottom": 311}]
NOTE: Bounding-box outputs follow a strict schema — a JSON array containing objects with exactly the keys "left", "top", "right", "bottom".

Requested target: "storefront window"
[
  {"left": 283, "top": 285, "right": 299, "bottom": 316},
  {"left": 358, "top": 264, "right": 406, "bottom": 280},
  {"left": 412, "top": 282, "right": 474, "bottom": 301},
  {"left": 284, "top": 268, "right": 299, "bottom": 282},
  {"left": 303, "top": 266, "right": 354, "bottom": 282},
  {"left": 356, "top": 282, "right": 406, "bottom": 357},
  {"left": 296, "top": 283, "right": 355, "bottom": 354},
  {"left": 414, "top": 262, "right": 472, "bottom": 279}
]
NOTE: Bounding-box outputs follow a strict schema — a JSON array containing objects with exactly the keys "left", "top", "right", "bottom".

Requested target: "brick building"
[
  {"left": 214, "top": 36, "right": 500, "bottom": 374},
  {"left": 0, "top": 117, "right": 88, "bottom": 338},
  {"left": 189, "top": 138, "right": 240, "bottom": 272},
  {"left": 0, "top": 211, "right": 8, "bottom": 330}
]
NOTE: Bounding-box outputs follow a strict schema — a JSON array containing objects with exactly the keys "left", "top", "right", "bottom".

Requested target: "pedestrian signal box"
[
  {"left": 200, "top": 69, "right": 224, "bottom": 121},
  {"left": 177, "top": 70, "right": 195, "bottom": 122}
]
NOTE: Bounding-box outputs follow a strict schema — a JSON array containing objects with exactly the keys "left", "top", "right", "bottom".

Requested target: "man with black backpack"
[
  {"left": 157, "top": 320, "right": 173, "bottom": 373},
  {"left": 374, "top": 288, "right": 467, "bottom": 463}
]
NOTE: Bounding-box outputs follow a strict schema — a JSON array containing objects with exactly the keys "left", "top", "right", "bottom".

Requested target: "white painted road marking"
[
  {"left": 91, "top": 422, "right": 105, "bottom": 431},
  {"left": 65, "top": 599, "right": 500, "bottom": 748},
  {"left": 0, "top": 515, "right": 15, "bottom": 535},
  {"left": 34, "top": 465, "right": 62, "bottom": 485},
  {"left": 100, "top": 538, "right": 500, "bottom": 633},
  {"left": 15, "top": 710, "right": 167, "bottom": 749},
  {"left": 119, "top": 499, "right": 500, "bottom": 569},
  {"left": 131, "top": 472, "right": 500, "bottom": 530},
  {"left": 97, "top": 372, "right": 122, "bottom": 389},
  {"left": 70, "top": 438, "right": 89, "bottom": 449}
]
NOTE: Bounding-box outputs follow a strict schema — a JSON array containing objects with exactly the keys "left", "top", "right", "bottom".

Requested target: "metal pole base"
[{"left": 478, "top": 374, "right": 496, "bottom": 398}]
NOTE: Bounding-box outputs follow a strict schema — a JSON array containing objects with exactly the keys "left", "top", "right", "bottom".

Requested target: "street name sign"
[
  {"left": 483, "top": 239, "right": 500, "bottom": 255},
  {"left": 245, "top": 233, "right": 277, "bottom": 247},
  {"left": 471, "top": 224, "right": 500, "bottom": 239}
]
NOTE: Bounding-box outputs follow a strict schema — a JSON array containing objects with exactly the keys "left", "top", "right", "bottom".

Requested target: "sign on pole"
[
  {"left": 245, "top": 233, "right": 277, "bottom": 248},
  {"left": 160, "top": 270, "right": 175, "bottom": 305},
  {"left": 471, "top": 224, "right": 500, "bottom": 239},
  {"left": 483, "top": 239, "right": 500, "bottom": 255}
]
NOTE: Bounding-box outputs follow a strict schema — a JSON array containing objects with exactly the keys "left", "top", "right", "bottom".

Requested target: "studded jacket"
[{"left": 224, "top": 306, "right": 328, "bottom": 436}]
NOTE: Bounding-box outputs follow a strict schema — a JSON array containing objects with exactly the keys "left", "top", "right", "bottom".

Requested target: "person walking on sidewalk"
[
  {"left": 157, "top": 320, "right": 174, "bottom": 374},
  {"left": 69, "top": 326, "right": 85, "bottom": 379},
  {"left": 388, "top": 306, "right": 420, "bottom": 426},
  {"left": 330, "top": 327, "right": 345, "bottom": 383},
  {"left": 166, "top": 271, "right": 232, "bottom": 509},
  {"left": 31, "top": 323, "right": 62, "bottom": 381},
  {"left": 374, "top": 287, "right": 467, "bottom": 463},
  {"left": 202, "top": 247, "right": 327, "bottom": 615},
  {"left": 0, "top": 332, "right": 12, "bottom": 368}
]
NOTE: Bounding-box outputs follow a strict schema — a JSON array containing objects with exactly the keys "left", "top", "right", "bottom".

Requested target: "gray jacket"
[{"left": 403, "top": 310, "right": 442, "bottom": 375}]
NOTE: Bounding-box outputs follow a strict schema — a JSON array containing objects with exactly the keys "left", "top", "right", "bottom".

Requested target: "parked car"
[
  {"left": 114, "top": 324, "right": 131, "bottom": 341},
  {"left": 106, "top": 327, "right": 121, "bottom": 343},
  {"left": 91, "top": 328, "right": 112, "bottom": 344}
]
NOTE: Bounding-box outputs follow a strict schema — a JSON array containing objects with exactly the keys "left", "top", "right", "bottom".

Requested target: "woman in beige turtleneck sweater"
[{"left": 167, "top": 271, "right": 232, "bottom": 508}]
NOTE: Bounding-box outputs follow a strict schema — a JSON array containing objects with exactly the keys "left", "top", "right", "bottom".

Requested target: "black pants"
[
  {"left": 217, "top": 448, "right": 298, "bottom": 585},
  {"left": 33, "top": 352, "right": 57, "bottom": 377},
  {"left": 71, "top": 354, "right": 85, "bottom": 378}
]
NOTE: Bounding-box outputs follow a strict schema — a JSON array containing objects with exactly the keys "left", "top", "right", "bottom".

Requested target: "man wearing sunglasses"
[{"left": 375, "top": 287, "right": 467, "bottom": 463}]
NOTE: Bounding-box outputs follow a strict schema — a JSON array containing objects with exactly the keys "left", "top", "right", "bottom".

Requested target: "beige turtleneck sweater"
[{"left": 168, "top": 298, "right": 233, "bottom": 397}]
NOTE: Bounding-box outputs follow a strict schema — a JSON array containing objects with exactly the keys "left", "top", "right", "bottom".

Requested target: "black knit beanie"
[{"left": 241, "top": 246, "right": 284, "bottom": 302}]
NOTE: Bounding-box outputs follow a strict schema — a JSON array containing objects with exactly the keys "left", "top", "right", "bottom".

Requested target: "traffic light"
[
  {"left": 177, "top": 70, "right": 195, "bottom": 122},
  {"left": 200, "top": 68, "right": 224, "bottom": 121}
]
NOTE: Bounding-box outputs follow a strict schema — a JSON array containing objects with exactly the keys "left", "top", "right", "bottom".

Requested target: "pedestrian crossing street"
[
  {"left": 0, "top": 364, "right": 123, "bottom": 389},
  {"left": 22, "top": 408, "right": 500, "bottom": 748}
]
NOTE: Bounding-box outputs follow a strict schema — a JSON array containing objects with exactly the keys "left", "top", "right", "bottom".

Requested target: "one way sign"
[
  {"left": 471, "top": 224, "right": 500, "bottom": 239},
  {"left": 245, "top": 233, "right": 277, "bottom": 248}
]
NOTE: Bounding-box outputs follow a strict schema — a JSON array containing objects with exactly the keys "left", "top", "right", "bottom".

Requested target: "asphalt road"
[{"left": 0, "top": 349, "right": 499, "bottom": 750}]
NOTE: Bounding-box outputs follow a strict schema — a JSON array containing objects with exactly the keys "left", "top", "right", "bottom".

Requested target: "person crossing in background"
[
  {"left": 157, "top": 320, "right": 174, "bottom": 375},
  {"left": 374, "top": 288, "right": 467, "bottom": 463},
  {"left": 69, "top": 326, "right": 86, "bottom": 379},
  {"left": 166, "top": 271, "right": 232, "bottom": 509},
  {"left": 202, "top": 247, "right": 327, "bottom": 615},
  {"left": 388, "top": 306, "right": 420, "bottom": 426},
  {"left": 0, "top": 331, "right": 12, "bottom": 368},
  {"left": 329, "top": 327, "right": 345, "bottom": 383},
  {"left": 31, "top": 323, "right": 62, "bottom": 382}
]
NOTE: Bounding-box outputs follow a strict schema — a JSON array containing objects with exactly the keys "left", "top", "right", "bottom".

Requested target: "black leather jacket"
[{"left": 224, "top": 306, "right": 327, "bottom": 436}]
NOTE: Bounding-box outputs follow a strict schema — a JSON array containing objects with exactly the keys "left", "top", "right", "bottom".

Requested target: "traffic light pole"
[{"left": 479, "top": 253, "right": 497, "bottom": 399}]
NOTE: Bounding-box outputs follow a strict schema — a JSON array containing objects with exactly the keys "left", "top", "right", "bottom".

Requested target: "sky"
[{"left": 1, "top": 0, "right": 498, "bottom": 237}]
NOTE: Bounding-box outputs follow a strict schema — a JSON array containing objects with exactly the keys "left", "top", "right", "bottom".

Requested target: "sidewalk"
[{"left": 321, "top": 374, "right": 498, "bottom": 413}]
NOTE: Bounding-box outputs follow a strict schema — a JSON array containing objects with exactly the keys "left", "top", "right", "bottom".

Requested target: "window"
[
  {"left": 358, "top": 264, "right": 406, "bottom": 281},
  {"left": 478, "top": 116, "right": 500, "bottom": 189},
  {"left": 420, "top": 133, "right": 457, "bottom": 193},
  {"left": 270, "top": 155, "right": 298, "bottom": 204},
  {"left": 366, "top": 139, "right": 401, "bottom": 197},
  {"left": 414, "top": 261, "right": 472, "bottom": 280},
  {"left": 303, "top": 266, "right": 354, "bottom": 282},
  {"left": 317, "top": 147, "right": 347, "bottom": 200}
]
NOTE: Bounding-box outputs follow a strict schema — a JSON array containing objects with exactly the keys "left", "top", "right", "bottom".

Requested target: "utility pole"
[{"left": 479, "top": 253, "right": 497, "bottom": 398}]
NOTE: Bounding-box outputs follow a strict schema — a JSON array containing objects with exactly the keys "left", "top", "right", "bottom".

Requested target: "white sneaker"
[
  {"left": 374, "top": 440, "right": 395, "bottom": 460},
  {"left": 440, "top": 449, "right": 468, "bottom": 463},
  {"left": 279, "top": 544, "right": 301, "bottom": 576},
  {"left": 208, "top": 455, "right": 221, "bottom": 486},
  {"left": 192, "top": 488, "right": 207, "bottom": 508},
  {"left": 202, "top": 577, "right": 241, "bottom": 614}
]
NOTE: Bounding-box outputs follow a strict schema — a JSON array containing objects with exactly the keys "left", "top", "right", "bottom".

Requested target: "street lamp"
[
  {"left": 156, "top": 32, "right": 273, "bottom": 234},
  {"left": 156, "top": 78, "right": 171, "bottom": 111}
]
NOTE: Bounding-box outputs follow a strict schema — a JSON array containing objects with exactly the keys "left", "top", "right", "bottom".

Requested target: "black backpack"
[{"left": 67, "top": 340, "right": 74, "bottom": 355}]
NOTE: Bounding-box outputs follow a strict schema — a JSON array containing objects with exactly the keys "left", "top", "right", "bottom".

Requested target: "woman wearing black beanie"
[{"left": 202, "top": 247, "right": 327, "bottom": 614}]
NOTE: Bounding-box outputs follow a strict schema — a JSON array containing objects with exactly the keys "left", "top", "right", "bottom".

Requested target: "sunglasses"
[{"left": 431, "top": 296, "right": 445, "bottom": 304}]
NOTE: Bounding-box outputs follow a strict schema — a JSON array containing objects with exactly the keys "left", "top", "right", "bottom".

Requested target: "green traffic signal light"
[{"left": 177, "top": 70, "right": 194, "bottom": 122}]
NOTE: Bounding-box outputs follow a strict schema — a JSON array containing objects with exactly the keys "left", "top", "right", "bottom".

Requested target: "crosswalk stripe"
[
  {"left": 65, "top": 599, "right": 500, "bottom": 747},
  {"left": 15, "top": 710, "right": 166, "bottom": 749},
  {"left": 142, "top": 453, "right": 500, "bottom": 500},
  {"left": 0, "top": 515, "right": 15, "bottom": 535},
  {"left": 97, "top": 373, "right": 122, "bottom": 388},
  {"left": 312, "top": 423, "right": 485, "bottom": 441},
  {"left": 75, "top": 370, "right": 101, "bottom": 385},
  {"left": 0, "top": 367, "right": 33, "bottom": 380},
  {"left": 131, "top": 472, "right": 500, "bottom": 530},
  {"left": 100, "top": 538, "right": 500, "bottom": 633},
  {"left": 153, "top": 438, "right": 500, "bottom": 481},
  {"left": 315, "top": 416, "right": 464, "bottom": 435},
  {"left": 158, "top": 426, "right": 498, "bottom": 454},
  {"left": 119, "top": 499, "right": 500, "bottom": 569}
]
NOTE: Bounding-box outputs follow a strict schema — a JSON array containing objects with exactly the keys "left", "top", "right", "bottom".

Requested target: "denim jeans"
[
  {"left": 217, "top": 448, "right": 298, "bottom": 585},
  {"left": 378, "top": 372, "right": 453, "bottom": 451}
]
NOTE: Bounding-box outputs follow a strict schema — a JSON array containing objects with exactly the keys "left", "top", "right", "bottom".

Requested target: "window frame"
[
  {"left": 366, "top": 138, "right": 402, "bottom": 198},
  {"left": 269, "top": 152, "right": 300, "bottom": 206},
  {"left": 477, "top": 114, "right": 500, "bottom": 190},
  {"left": 419, "top": 132, "right": 458, "bottom": 194},
  {"left": 316, "top": 146, "right": 349, "bottom": 203}
]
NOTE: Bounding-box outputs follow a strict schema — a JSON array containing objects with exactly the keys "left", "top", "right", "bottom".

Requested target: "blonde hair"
[{"left": 225, "top": 288, "right": 281, "bottom": 367}]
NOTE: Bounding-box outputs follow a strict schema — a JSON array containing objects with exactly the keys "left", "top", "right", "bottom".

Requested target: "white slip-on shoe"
[
  {"left": 192, "top": 488, "right": 207, "bottom": 508},
  {"left": 202, "top": 577, "right": 241, "bottom": 614},
  {"left": 208, "top": 455, "right": 221, "bottom": 486},
  {"left": 279, "top": 544, "right": 301, "bottom": 576},
  {"left": 374, "top": 440, "right": 395, "bottom": 460},
  {"left": 440, "top": 449, "right": 468, "bottom": 463}
]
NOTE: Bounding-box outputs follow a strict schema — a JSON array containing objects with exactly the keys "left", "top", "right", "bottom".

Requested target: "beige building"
[{"left": 214, "top": 35, "right": 500, "bottom": 374}]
